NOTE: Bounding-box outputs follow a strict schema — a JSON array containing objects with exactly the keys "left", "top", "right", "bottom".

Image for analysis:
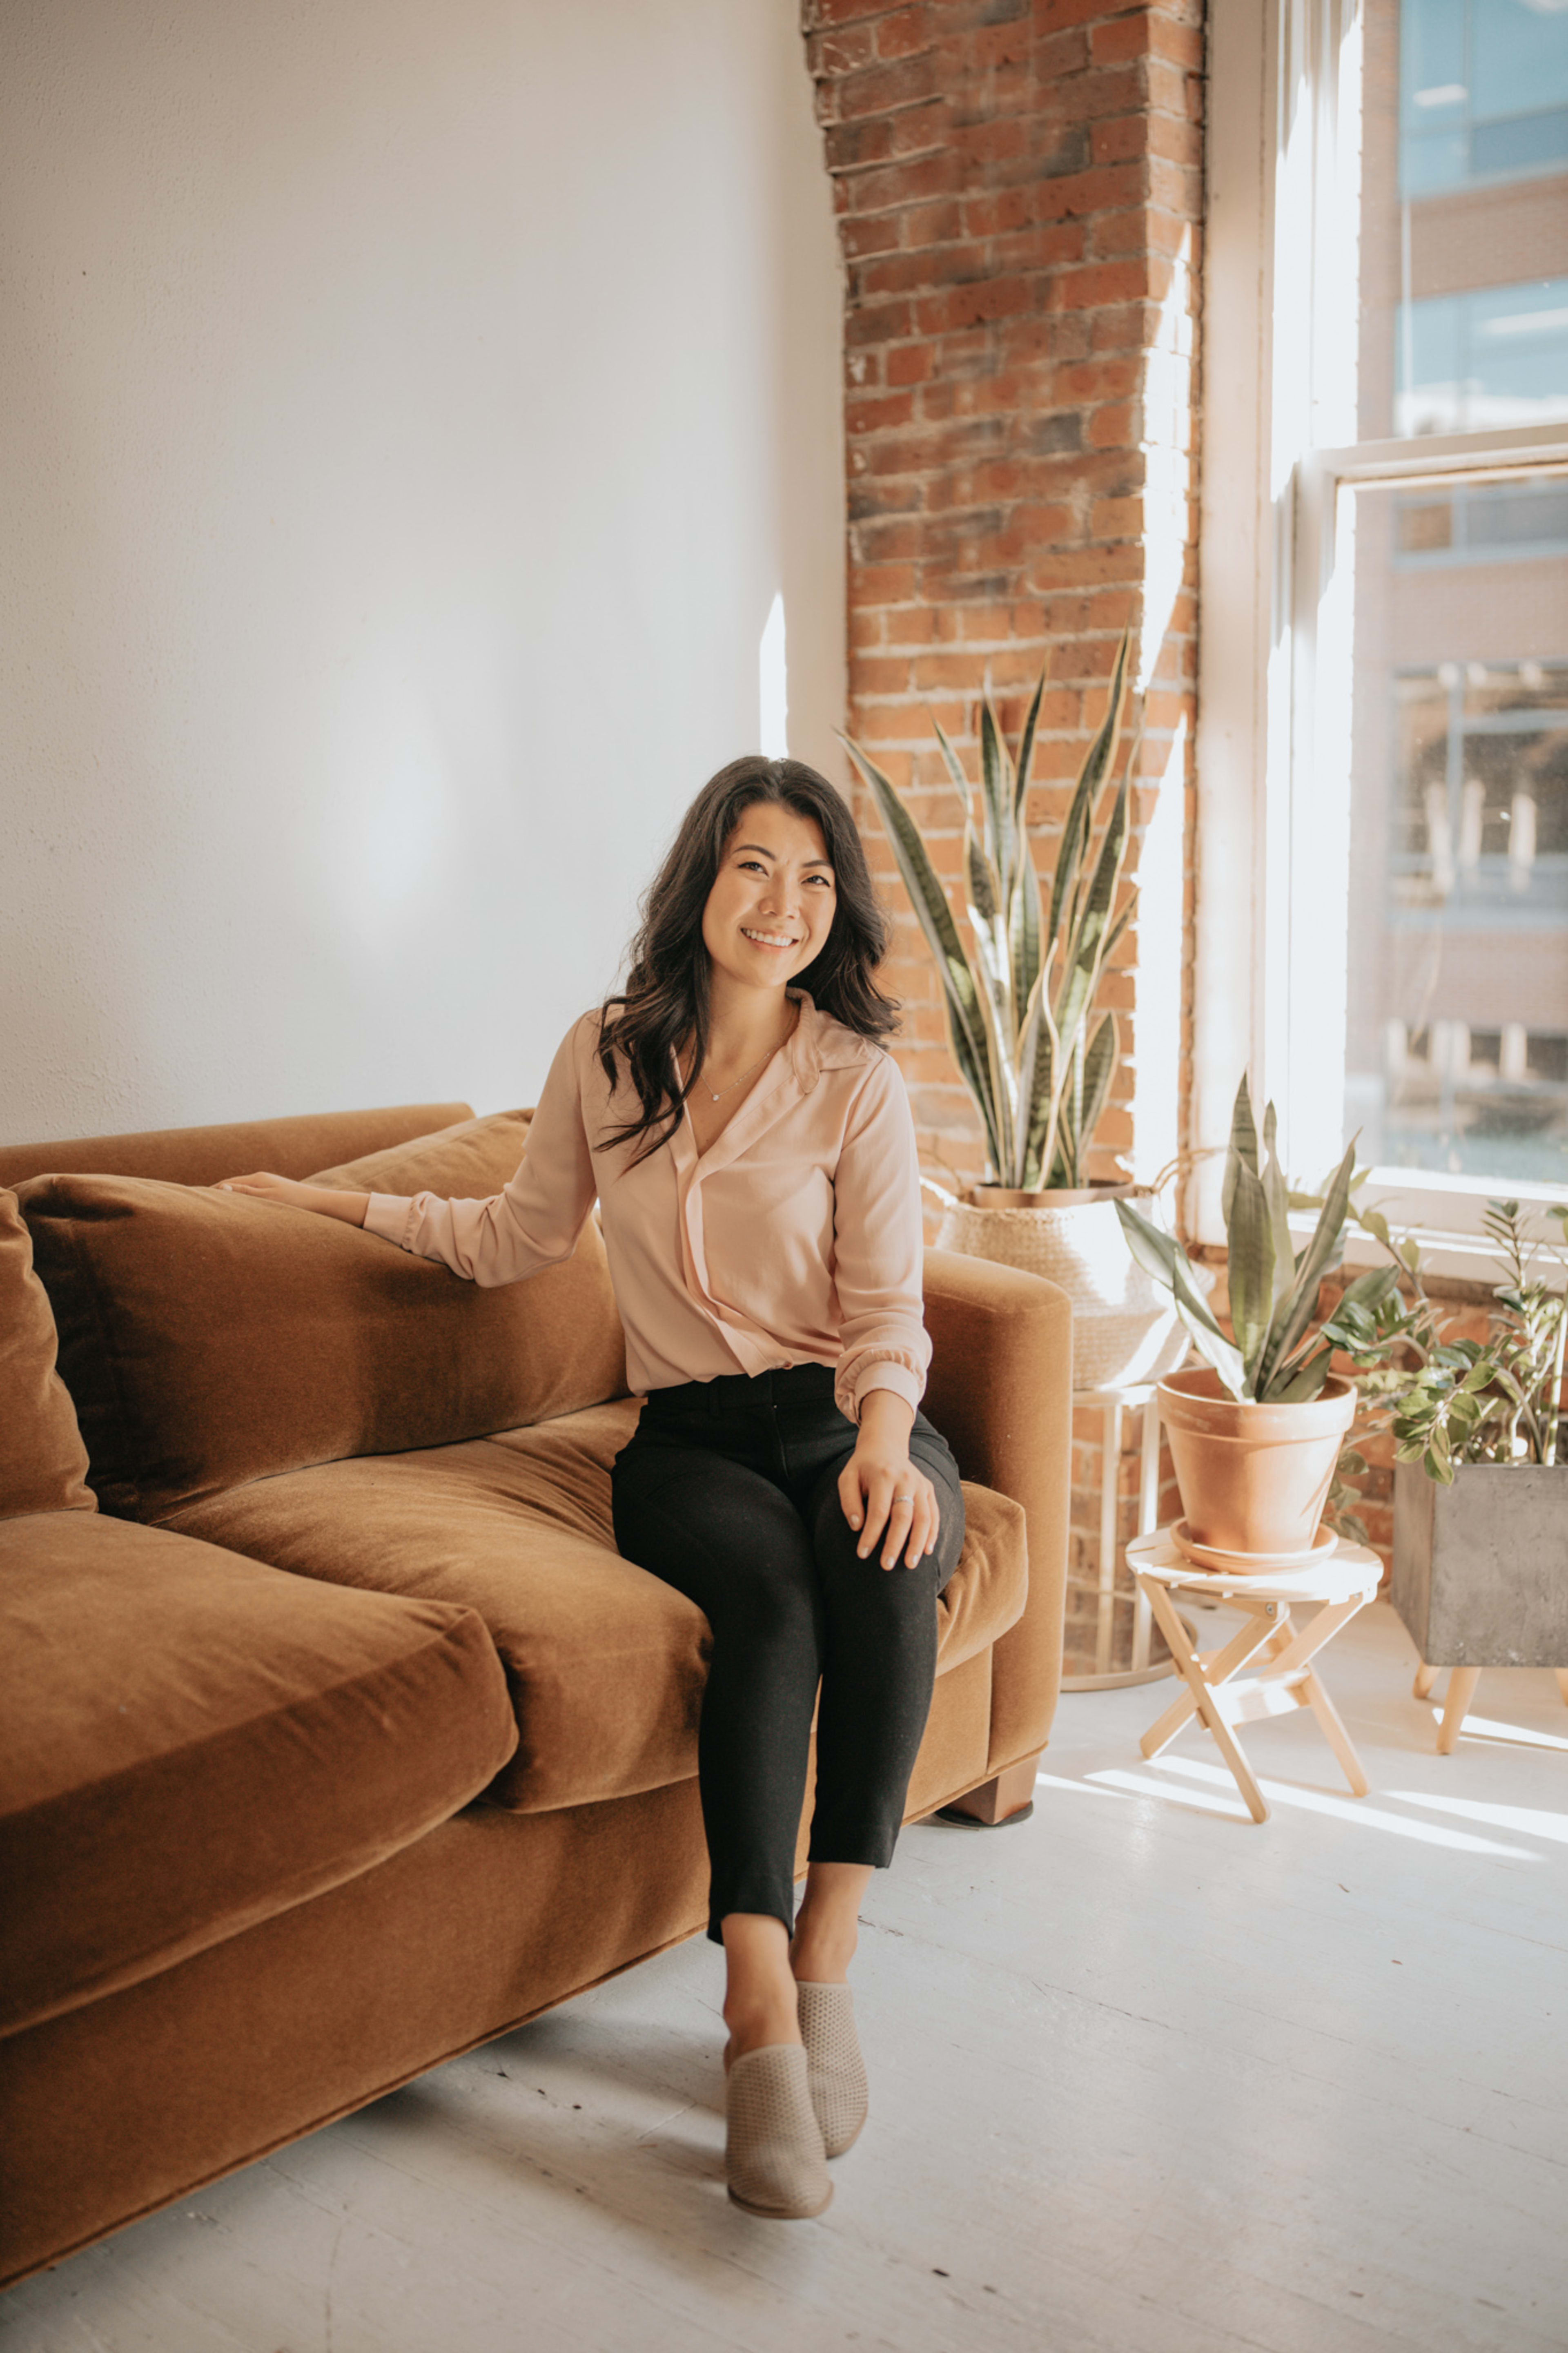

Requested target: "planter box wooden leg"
[
  {"left": 1437, "top": 1666, "right": 1481, "bottom": 1755},
  {"left": 937, "top": 1753, "right": 1040, "bottom": 1826}
]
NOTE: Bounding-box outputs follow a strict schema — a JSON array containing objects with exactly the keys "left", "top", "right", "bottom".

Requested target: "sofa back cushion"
[
  {"left": 0, "top": 1103, "right": 474, "bottom": 1192},
  {"left": 0, "top": 1188, "right": 94, "bottom": 1522},
  {"left": 19, "top": 1113, "right": 628, "bottom": 1519}
]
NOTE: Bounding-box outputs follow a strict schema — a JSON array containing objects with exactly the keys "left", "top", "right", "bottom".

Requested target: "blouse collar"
[{"left": 784, "top": 988, "right": 879, "bottom": 1096}]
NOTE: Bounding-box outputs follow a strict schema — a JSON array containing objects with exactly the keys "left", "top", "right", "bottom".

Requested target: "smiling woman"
[{"left": 218, "top": 751, "right": 971, "bottom": 2224}]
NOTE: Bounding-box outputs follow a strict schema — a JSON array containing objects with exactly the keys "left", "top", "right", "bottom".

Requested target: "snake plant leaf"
[
  {"left": 1052, "top": 769, "right": 1129, "bottom": 1062},
  {"left": 1272, "top": 1345, "right": 1336, "bottom": 1403},
  {"left": 1011, "top": 669, "right": 1047, "bottom": 830},
  {"left": 1222, "top": 1074, "right": 1261, "bottom": 1232},
  {"left": 1006, "top": 827, "right": 1043, "bottom": 1026},
  {"left": 1013, "top": 968, "right": 1049, "bottom": 1187},
  {"left": 1115, "top": 1198, "right": 1247, "bottom": 1395},
  {"left": 1076, "top": 1013, "right": 1118, "bottom": 1175},
  {"left": 963, "top": 821, "right": 1009, "bottom": 1005},
  {"left": 940, "top": 987, "right": 1004, "bottom": 1175},
  {"left": 1018, "top": 966, "right": 1059, "bottom": 1188},
  {"left": 1254, "top": 1136, "right": 1357, "bottom": 1397},
  {"left": 1260, "top": 1102, "right": 1296, "bottom": 1311},
  {"left": 979, "top": 696, "right": 1014, "bottom": 897},
  {"left": 930, "top": 716, "right": 977, "bottom": 832},
  {"left": 1046, "top": 633, "right": 1131, "bottom": 948},
  {"left": 1226, "top": 1160, "right": 1276, "bottom": 1391},
  {"left": 839, "top": 732, "right": 996, "bottom": 1115}
]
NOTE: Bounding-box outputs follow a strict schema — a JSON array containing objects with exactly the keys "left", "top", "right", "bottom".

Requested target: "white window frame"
[{"left": 1195, "top": 0, "right": 1568, "bottom": 1279}]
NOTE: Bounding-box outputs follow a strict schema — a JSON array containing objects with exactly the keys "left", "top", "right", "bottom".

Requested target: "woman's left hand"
[{"left": 839, "top": 1393, "right": 940, "bottom": 1569}]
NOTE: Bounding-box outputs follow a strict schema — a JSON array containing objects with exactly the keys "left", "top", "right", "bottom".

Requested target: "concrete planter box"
[{"left": 1392, "top": 1458, "right": 1568, "bottom": 1667}]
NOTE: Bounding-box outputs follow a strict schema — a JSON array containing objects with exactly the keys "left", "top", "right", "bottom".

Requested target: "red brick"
[
  {"left": 846, "top": 388, "right": 918, "bottom": 434},
  {"left": 885, "top": 342, "right": 937, "bottom": 386},
  {"left": 845, "top": 297, "right": 914, "bottom": 346},
  {"left": 825, "top": 116, "right": 897, "bottom": 173},
  {"left": 834, "top": 52, "right": 943, "bottom": 123},
  {"left": 804, "top": 0, "right": 906, "bottom": 26},
  {"left": 842, "top": 153, "right": 963, "bottom": 216},
  {"left": 1089, "top": 15, "right": 1153, "bottom": 67},
  {"left": 900, "top": 198, "right": 964, "bottom": 250},
  {"left": 913, "top": 274, "right": 1037, "bottom": 336},
  {"left": 808, "top": 22, "right": 878, "bottom": 76},
  {"left": 840, "top": 213, "right": 904, "bottom": 261},
  {"left": 875, "top": 5, "right": 934, "bottom": 61}
]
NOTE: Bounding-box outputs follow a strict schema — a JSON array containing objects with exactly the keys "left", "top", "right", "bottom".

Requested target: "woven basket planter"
[{"left": 925, "top": 1179, "right": 1190, "bottom": 1393}]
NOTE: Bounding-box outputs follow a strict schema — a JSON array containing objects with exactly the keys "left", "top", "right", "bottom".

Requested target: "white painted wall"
[{"left": 0, "top": 0, "right": 844, "bottom": 1143}]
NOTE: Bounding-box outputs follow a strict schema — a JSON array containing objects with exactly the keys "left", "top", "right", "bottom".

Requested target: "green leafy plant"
[
  {"left": 839, "top": 633, "right": 1136, "bottom": 1191},
  {"left": 1113, "top": 1074, "right": 1401, "bottom": 1403},
  {"left": 1325, "top": 1196, "right": 1568, "bottom": 1487}
]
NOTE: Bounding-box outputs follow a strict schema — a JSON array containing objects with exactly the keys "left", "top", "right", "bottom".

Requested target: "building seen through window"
[{"left": 1345, "top": 0, "right": 1568, "bottom": 1181}]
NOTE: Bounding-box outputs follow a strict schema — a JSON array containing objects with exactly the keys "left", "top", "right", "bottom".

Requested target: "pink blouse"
[{"left": 363, "top": 988, "right": 931, "bottom": 1426}]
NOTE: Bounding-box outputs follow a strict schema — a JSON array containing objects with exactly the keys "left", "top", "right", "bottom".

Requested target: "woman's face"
[{"left": 701, "top": 804, "right": 837, "bottom": 997}]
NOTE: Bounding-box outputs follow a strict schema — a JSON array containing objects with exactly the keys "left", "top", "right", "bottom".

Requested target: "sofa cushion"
[
  {"left": 0, "top": 1510, "right": 517, "bottom": 2038},
  {"left": 18, "top": 1153, "right": 628, "bottom": 1519},
  {"left": 160, "top": 1398, "right": 1030, "bottom": 1813},
  {"left": 307, "top": 1106, "right": 532, "bottom": 1197},
  {"left": 0, "top": 1189, "right": 93, "bottom": 1523},
  {"left": 0, "top": 1104, "right": 474, "bottom": 1193}
]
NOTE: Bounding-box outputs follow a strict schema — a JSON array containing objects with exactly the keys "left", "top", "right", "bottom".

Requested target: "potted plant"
[
  {"left": 841, "top": 634, "right": 1193, "bottom": 1389},
  {"left": 1113, "top": 1077, "right": 1402, "bottom": 1560},
  {"left": 1325, "top": 1196, "right": 1567, "bottom": 1714}
]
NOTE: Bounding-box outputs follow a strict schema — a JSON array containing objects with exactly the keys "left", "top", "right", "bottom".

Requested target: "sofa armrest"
[{"left": 922, "top": 1247, "right": 1073, "bottom": 1770}]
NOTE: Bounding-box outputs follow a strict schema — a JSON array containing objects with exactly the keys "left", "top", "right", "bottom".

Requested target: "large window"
[{"left": 1197, "top": 0, "right": 1568, "bottom": 1265}]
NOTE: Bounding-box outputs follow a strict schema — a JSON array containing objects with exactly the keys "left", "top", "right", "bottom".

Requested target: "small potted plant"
[
  {"left": 1325, "top": 1197, "right": 1567, "bottom": 1696},
  {"left": 1114, "top": 1078, "right": 1401, "bottom": 1560},
  {"left": 840, "top": 635, "right": 1196, "bottom": 1389}
]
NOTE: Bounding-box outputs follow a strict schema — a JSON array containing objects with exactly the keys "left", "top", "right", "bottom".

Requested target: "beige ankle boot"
[
  {"left": 795, "top": 1981, "right": 869, "bottom": 2157},
  {"left": 725, "top": 2044, "right": 833, "bottom": 2219}
]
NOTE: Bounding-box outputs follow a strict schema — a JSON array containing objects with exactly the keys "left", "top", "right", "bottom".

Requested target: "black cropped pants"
[{"left": 610, "top": 1360, "right": 965, "bottom": 1943}]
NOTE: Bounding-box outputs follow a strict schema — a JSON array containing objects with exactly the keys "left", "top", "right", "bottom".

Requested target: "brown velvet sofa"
[{"left": 0, "top": 1097, "right": 1071, "bottom": 2291}]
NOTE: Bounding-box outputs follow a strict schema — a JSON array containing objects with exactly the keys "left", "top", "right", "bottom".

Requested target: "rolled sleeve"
[{"left": 831, "top": 1055, "right": 931, "bottom": 1425}]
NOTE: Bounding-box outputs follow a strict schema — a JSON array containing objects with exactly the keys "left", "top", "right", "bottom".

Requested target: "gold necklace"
[{"left": 689, "top": 1009, "right": 798, "bottom": 1103}]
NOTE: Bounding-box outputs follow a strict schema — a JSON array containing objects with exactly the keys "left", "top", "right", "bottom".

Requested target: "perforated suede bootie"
[
  {"left": 795, "top": 1980, "right": 869, "bottom": 2157},
  {"left": 725, "top": 2043, "right": 833, "bottom": 2219}
]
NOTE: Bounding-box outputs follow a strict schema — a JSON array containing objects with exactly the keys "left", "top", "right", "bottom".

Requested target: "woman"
[{"left": 221, "top": 755, "right": 966, "bottom": 2221}]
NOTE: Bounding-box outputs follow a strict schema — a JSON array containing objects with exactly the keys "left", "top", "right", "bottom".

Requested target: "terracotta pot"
[{"left": 1156, "top": 1365, "right": 1356, "bottom": 1559}]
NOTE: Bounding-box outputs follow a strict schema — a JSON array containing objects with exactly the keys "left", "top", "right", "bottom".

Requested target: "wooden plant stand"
[{"left": 1126, "top": 1530, "right": 1384, "bottom": 1824}]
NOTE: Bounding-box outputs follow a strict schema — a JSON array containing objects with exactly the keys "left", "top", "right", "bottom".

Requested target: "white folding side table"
[{"left": 1125, "top": 1529, "right": 1384, "bottom": 1823}]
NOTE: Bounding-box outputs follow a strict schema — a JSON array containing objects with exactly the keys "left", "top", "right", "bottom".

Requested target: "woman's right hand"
[{"left": 217, "top": 1173, "right": 370, "bottom": 1226}]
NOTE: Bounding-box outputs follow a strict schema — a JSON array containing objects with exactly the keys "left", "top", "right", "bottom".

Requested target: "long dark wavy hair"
[{"left": 595, "top": 756, "right": 899, "bottom": 1164}]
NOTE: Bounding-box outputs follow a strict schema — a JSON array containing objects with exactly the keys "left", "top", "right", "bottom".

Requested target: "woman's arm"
[
  {"left": 218, "top": 1175, "right": 370, "bottom": 1223},
  {"left": 830, "top": 1055, "right": 932, "bottom": 1425},
  {"left": 219, "top": 1016, "right": 599, "bottom": 1284},
  {"left": 830, "top": 1056, "right": 939, "bottom": 1567}
]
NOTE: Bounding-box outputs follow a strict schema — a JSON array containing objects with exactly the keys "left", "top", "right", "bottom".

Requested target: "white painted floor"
[{"left": 6, "top": 1600, "right": 1567, "bottom": 2353}]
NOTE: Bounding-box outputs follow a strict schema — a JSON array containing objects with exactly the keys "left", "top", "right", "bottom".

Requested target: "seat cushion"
[
  {"left": 18, "top": 1120, "right": 628, "bottom": 1517},
  {"left": 0, "top": 1511, "right": 517, "bottom": 2037},
  {"left": 161, "top": 1398, "right": 1030, "bottom": 1813},
  {"left": 0, "top": 1189, "right": 93, "bottom": 1523}
]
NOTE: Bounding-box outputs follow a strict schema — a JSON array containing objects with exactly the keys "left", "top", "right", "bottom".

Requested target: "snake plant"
[
  {"left": 1114, "top": 1075, "right": 1402, "bottom": 1403},
  {"left": 840, "top": 632, "right": 1136, "bottom": 1193}
]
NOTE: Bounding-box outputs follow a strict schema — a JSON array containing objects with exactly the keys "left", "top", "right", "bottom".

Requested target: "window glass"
[
  {"left": 1396, "top": 278, "right": 1568, "bottom": 434},
  {"left": 1400, "top": 0, "right": 1568, "bottom": 194},
  {"left": 1345, "top": 501, "right": 1568, "bottom": 1180},
  {"left": 1345, "top": 0, "right": 1568, "bottom": 1183}
]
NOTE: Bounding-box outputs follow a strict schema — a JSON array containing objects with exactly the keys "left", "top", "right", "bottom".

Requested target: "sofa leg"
[{"left": 933, "top": 1752, "right": 1040, "bottom": 1828}]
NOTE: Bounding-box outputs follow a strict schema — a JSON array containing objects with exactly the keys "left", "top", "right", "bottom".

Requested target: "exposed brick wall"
[{"left": 802, "top": 0, "right": 1205, "bottom": 1205}]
